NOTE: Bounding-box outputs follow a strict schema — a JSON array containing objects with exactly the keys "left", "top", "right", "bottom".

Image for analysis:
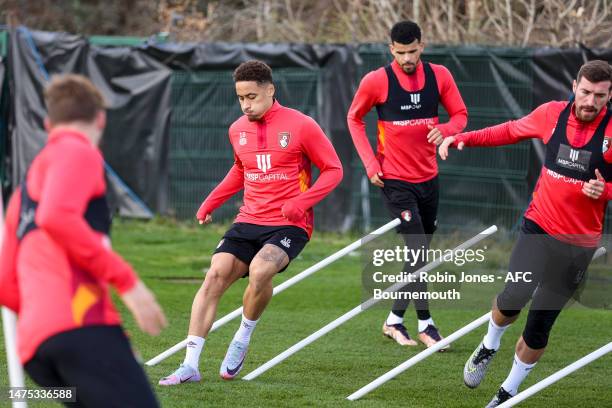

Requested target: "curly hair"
[{"left": 233, "top": 60, "right": 273, "bottom": 85}]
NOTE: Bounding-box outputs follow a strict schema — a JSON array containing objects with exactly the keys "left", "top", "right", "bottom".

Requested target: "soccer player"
[
  {"left": 159, "top": 60, "right": 343, "bottom": 385},
  {"left": 347, "top": 20, "right": 467, "bottom": 348},
  {"left": 0, "top": 74, "right": 167, "bottom": 407},
  {"left": 439, "top": 60, "right": 612, "bottom": 407}
]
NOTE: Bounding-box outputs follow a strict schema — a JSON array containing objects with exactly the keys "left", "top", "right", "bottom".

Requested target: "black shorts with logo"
[
  {"left": 380, "top": 176, "right": 439, "bottom": 236},
  {"left": 214, "top": 222, "right": 309, "bottom": 273}
]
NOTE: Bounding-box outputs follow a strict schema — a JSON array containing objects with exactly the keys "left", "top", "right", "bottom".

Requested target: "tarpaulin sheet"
[
  {"left": 532, "top": 46, "right": 612, "bottom": 106},
  {"left": 0, "top": 55, "right": 7, "bottom": 204},
  {"left": 3, "top": 27, "right": 610, "bottom": 232},
  {"left": 8, "top": 27, "right": 172, "bottom": 217}
]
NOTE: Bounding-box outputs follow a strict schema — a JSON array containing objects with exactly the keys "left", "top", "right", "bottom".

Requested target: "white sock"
[
  {"left": 233, "top": 314, "right": 259, "bottom": 343},
  {"left": 483, "top": 317, "right": 509, "bottom": 350},
  {"left": 500, "top": 354, "right": 536, "bottom": 395},
  {"left": 418, "top": 318, "right": 435, "bottom": 332},
  {"left": 183, "top": 335, "right": 205, "bottom": 370},
  {"left": 385, "top": 311, "right": 403, "bottom": 326}
]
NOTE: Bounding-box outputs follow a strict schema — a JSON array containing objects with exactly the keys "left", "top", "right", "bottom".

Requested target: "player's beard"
[
  {"left": 244, "top": 111, "right": 260, "bottom": 121},
  {"left": 402, "top": 60, "right": 419, "bottom": 74},
  {"left": 575, "top": 104, "right": 599, "bottom": 122}
]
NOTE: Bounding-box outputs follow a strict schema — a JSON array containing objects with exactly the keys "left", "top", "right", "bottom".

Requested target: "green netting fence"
[{"left": 1, "top": 33, "right": 610, "bottom": 235}]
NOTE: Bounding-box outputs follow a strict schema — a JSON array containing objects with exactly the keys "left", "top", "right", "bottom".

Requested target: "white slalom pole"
[
  {"left": 497, "top": 342, "right": 612, "bottom": 408},
  {"left": 242, "top": 225, "right": 498, "bottom": 381},
  {"left": 2, "top": 308, "right": 27, "bottom": 408},
  {"left": 145, "top": 218, "right": 402, "bottom": 366},
  {"left": 1, "top": 189, "right": 28, "bottom": 408},
  {"left": 347, "top": 246, "right": 608, "bottom": 401},
  {"left": 347, "top": 313, "right": 491, "bottom": 401}
]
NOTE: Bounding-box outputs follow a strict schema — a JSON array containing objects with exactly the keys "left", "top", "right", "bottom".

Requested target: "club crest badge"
[
  {"left": 239, "top": 131, "right": 247, "bottom": 146},
  {"left": 401, "top": 210, "right": 412, "bottom": 223},
  {"left": 278, "top": 131, "right": 290, "bottom": 148},
  {"left": 603, "top": 137, "right": 611, "bottom": 153}
]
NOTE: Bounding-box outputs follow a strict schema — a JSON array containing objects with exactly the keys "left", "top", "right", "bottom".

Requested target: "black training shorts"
[
  {"left": 214, "top": 222, "right": 309, "bottom": 272},
  {"left": 25, "top": 325, "right": 159, "bottom": 408},
  {"left": 497, "top": 218, "right": 596, "bottom": 313},
  {"left": 380, "top": 177, "right": 439, "bottom": 236}
]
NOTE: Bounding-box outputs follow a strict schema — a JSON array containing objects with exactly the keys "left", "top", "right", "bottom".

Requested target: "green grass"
[{"left": 1, "top": 218, "right": 611, "bottom": 407}]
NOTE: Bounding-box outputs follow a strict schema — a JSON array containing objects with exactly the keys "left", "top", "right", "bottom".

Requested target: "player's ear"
[
  {"left": 572, "top": 80, "right": 577, "bottom": 94},
  {"left": 96, "top": 110, "right": 106, "bottom": 131},
  {"left": 267, "top": 83, "right": 275, "bottom": 97},
  {"left": 44, "top": 117, "right": 52, "bottom": 132}
]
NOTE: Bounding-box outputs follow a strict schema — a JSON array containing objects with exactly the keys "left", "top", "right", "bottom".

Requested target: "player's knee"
[
  {"left": 202, "top": 266, "right": 230, "bottom": 292},
  {"left": 522, "top": 309, "right": 558, "bottom": 349},
  {"left": 522, "top": 326, "right": 550, "bottom": 349},
  {"left": 248, "top": 265, "right": 274, "bottom": 292}
]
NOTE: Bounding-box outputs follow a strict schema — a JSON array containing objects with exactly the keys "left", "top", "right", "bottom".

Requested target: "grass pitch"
[{"left": 1, "top": 218, "right": 610, "bottom": 407}]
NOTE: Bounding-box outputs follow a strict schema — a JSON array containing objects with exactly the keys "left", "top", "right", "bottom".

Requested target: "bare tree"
[{"left": 1, "top": 0, "right": 611, "bottom": 47}]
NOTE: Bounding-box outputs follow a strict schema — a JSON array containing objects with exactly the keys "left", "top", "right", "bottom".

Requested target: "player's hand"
[
  {"left": 438, "top": 136, "right": 464, "bottom": 161},
  {"left": 427, "top": 125, "right": 444, "bottom": 145},
  {"left": 282, "top": 200, "right": 306, "bottom": 222},
  {"left": 582, "top": 169, "right": 606, "bottom": 200},
  {"left": 196, "top": 202, "right": 213, "bottom": 225},
  {"left": 370, "top": 172, "right": 384, "bottom": 188},
  {"left": 121, "top": 281, "right": 167, "bottom": 336},
  {"left": 198, "top": 214, "right": 212, "bottom": 225}
]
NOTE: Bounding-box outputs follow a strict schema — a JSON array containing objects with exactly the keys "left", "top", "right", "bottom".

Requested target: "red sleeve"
[
  {"left": 196, "top": 153, "right": 244, "bottom": 219},
  {"left": 290, "top": 117, "right": 343, "bottom": 210},
  {"left": 35, "top": 142, "right": 137, "bottom": 294},
  {"left": 455, "top": 103, "right": 551, "bottom": 147},
  {"left": 605, "top": 122, "right": 612, "bottom": 201},
  {"left": 432, "top": 65, "right": 468, "bottom": 137},
  {"left": 347, "top": 70, "right": 386, "bottom": 179},
  {"left": 0, "top": 190, "right": 21, "bottom": 312}
]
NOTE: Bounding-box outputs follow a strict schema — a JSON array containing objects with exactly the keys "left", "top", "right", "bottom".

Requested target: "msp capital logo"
[
  {"left": 256, "top": 154, "right": 272, "bottom": 173},
  {"left": 278, "top": 131, "right": 291, "bottom": 148},
  {"left": 569, "top": 148, "right": 580, "bottom": 162},
  {"left": 603, "top": 137, "right": 611, "bottom": 153},
  {"left": 556, "top": 144, "right": 590, "bottom": 173},
  {"left": 239, "top": 131, "right": 247, "bottom": 146},
  {"left": 400, "top": 93, "right": 421, "bottom": 110}
]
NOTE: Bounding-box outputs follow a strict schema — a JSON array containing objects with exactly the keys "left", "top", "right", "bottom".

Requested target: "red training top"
[
  {"left": 196, "top": 101, "right": 343, "bottom": 237},
  {"left": 0, "top": 128, "right": 137, "bottom": 364},
  {"left": 348, "top": 60, "right": 468, "bottom": 183},
  {"left": 455, "top": 101, "right": 612, "bottom": 246}
]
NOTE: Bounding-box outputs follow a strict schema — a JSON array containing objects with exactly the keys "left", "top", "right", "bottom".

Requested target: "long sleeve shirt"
[
  {"left": 0, "top": 128, "right": 137, "bottom": 363},
  {"left": 197, "top": 101, "right": 343, "bottom": 237},
  {"left": 455, "top": 101, "right": 612, "bottom": 245},
  {"left": 348, "top": 60, "right": 467, "bottom": 182}
]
